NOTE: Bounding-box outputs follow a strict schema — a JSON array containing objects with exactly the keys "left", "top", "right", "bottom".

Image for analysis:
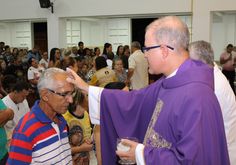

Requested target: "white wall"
[
  {"left": 1, "top": 0, "right": 236, "bottom": 54},
  {"left": 0, "top": 0, "right": 190, "bottom": 20},
  {"left": 0, "top": 23, "right": 12, "bottom": 46},
  {"left": 212, "top": 22, "right": 224, "bottom": 61}
]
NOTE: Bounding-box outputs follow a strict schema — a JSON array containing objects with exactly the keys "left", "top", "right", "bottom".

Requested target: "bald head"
[
  {"left": 146, "top": 16, "right": 190, "bottom": 52},
  {"left": 189, "top": 40, "right": 214, "bottom": 66}
]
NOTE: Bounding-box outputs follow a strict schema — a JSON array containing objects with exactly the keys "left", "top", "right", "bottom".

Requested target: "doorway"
[
  {"left": 131, "top": 18, "right": 157, "bottom": 47},
  {"left": 33, "top": 22, "right": 48, "bottom": 53}
]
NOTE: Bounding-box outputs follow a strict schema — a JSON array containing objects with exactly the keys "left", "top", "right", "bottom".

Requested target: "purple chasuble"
[{"left": 100, "top": 59, "right": 230, "bottom": 165}]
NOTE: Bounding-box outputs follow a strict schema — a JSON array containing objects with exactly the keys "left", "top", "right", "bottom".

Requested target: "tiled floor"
[{"left": 90, "top": 150, "right": 98, "bottom": 165}]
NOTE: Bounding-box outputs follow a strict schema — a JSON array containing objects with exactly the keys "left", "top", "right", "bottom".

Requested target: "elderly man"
[
  {"left": 7, "top": 68, "right": 74, "bottom": 164},
  {"left": 66, "top": 16, "right": 230, "bottom": 165},
  {"left": 189, "top": 40, "right": 236, "bottom": 165},
  {"left": 125, "top": 41, "right": 149, "bottom": 90},
  {"left": 3, "top": 81, "right": 30, "bottom": 150},
  {"left": 0, "top": 103, "right": 14, "bottom": 165},
  {"left": 69, "top": 46, "right": 80, "bottom": 58}
]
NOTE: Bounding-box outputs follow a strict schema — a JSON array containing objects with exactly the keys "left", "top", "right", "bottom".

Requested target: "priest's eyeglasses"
[
  {"left": 142, "top": 45, "right": 174, "bottom": 53},
  {"left": 46, "top": 88, "right": 75, "bottom": 99}
]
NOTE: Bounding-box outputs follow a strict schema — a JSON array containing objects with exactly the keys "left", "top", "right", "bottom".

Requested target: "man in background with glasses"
[
  {"left": 7, "top": 68, "right": 74, "bottom": 165},
  {"left": 67, "top": 16, "right": 229, "bottom": 165}
]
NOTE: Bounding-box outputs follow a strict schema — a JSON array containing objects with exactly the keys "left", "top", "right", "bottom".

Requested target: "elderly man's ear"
[{"left": 40, "top": 89, "right": 49, "bottom": 101}]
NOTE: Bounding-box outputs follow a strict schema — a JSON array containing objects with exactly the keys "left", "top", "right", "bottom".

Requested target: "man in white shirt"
[
  {"left": 3, "top": 81, "right": 30, "bottom": 150},
  {"left": 189, "top": 40, "right": 236, "bottom": 165},
  {"left": 125, "top": 41, "right": 149, "bottom": 90},
  {"left": 69, "top": 46, "right": 80, "bottom": 58}
]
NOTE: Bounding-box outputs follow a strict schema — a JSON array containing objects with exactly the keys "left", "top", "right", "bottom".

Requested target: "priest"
[{"left": 66, "top": 16, "right": 230, "bottom": 165}]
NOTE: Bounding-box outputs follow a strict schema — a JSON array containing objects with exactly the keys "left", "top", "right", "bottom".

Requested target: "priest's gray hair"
[
  {"left": 189, "top": 40, "right": 214, "bottom": 66},
  {"left": 38, "top": 68, "right": 69, "bottom": 98},
  {"left": 131, "top": 41, "right": 141, "bottom": 49},
  {"left": 146, "top": 16, "right": 190, "bottom": 52}
]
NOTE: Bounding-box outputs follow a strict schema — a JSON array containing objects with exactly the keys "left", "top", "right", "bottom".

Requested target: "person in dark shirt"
[
  {"left": 3, "top": 56, "right": 24, "bottom": 82},
  {"left": 78, "top": 41, "right": 84, "bottom": 56}
]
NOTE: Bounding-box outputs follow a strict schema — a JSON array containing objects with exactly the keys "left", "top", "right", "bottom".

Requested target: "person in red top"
[{"left": 220, "top": 44, "right": 236, "bottom": 94}]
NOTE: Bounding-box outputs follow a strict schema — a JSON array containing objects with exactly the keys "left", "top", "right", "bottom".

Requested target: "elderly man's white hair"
[
  {"left": 146, "top": 16, "right": 190, "bottom": 52},
  {"left": 189, "top": 40, "right": 215, "bottom": 66},
  {"left": 37, "top": 68, "right": 69, "bottom": 98}
]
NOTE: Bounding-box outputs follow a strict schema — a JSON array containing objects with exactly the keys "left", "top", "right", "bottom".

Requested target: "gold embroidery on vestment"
[{"left": 143, "top": 98, "right": 172, "bottom": 149}]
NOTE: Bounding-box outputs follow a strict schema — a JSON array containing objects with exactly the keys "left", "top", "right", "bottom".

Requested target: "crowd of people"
[
  {"left": 0, "top": 39, "right": 150, "bottom": 165},
  {"left": 0, "top": 15, "right": 236, "bottom": 165}
]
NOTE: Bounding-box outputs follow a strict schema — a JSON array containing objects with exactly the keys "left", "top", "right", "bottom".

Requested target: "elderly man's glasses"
[
  {"left": 46, "top": 88, "right": 75, "bottom": 99},
  {"left": 142, "top": 45, "right": 174, "bottom": 53}
]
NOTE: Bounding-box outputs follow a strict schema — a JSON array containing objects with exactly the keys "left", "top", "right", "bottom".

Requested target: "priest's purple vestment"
[{"left": 97, "top": 59, "right": 229, "bottom": 164}]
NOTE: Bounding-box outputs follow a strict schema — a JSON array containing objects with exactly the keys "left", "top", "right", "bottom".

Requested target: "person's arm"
[
  {"left": 0, "top": 87, "right": 8, "bottom": 96},
  {"left": 0, "top": 108, "right": 14, "bottom": 127},
  {"left": 125, "top": 56, "right": 135, "bottom": 86},
  {"left": 48, "top": 61, "right": 54, "bottom": 68},
  {"left": 71, "top": 142, "right": 93, "bottom": 154},
  {"left": 6, "top": 131, "right": 33, "bottom": 164},
  {"left": 94, "top": 125, "right": 102, "bottom": 165},
  {"left": 220, "top": 55, "right": 232, "bottom": 64},
  {"left": 28, "top": 69, "right": 38, "bottom": 86},
  {"left": 124, "top": 68, "right": 134, "bottom": 86},
  {"left": 41, "top": 63, "right": 47, "bottom": 70},
  {"left": 29, "top": 79, "right": 38, "bottom": 86}
]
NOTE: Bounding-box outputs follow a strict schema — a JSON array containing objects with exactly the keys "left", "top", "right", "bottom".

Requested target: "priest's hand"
[
  {"left": 116, "top": 139, "right": 139, "bottom": 163},
  {"left": 66, "top": 67, "right": 89, "bottom": 95}
]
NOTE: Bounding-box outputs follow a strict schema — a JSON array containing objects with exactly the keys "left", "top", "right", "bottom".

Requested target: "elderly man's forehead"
[{"left": 52, "top": 73, "right": 71, "bottom": 87}]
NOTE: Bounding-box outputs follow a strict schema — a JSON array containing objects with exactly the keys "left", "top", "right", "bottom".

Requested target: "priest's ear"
[
  {"left": 160, "top": 45, "right": 169, "bottom": 59},
  {"left": 40, "top": 89, "right": 49, "bottom": 101}
]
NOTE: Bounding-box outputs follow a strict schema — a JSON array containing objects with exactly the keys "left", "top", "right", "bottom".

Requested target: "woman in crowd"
[
  {"left": 93, "top": 82, "right": 129, "bottom": 165},
  {"left": 0, "top": 60, "right": 6, "bottom": 77},
  {"left": 123, "top": 45, "right": 130, "bottom": 56},
  {"left": 39, "top": 51, "right": 49, "bottom": 69},
  {"left": 75, "top": 56, "right": 87, "bottom": 82},
  {"left": 94, "top": 47, "right": 100, "bottom": 57},
  {"left": 49, "top": 47, "right": 61, "bottom": 68},
  {"left": 27, "top": 57, "right": 45, "bottom": 91},
  {"left": 57, "top": 56, "right": 78, "bottom": 74},
  {"left": 63, "top": 88, "right": 92, "bottom": 165},
  {"left": 18, "top": 49, "right": 28, "bottom": 73},
  {"left": 114, "top": 45, "right": 124, "bottom": 59},
  {"left": 90, "top": 56, "right": 117, "bottom": 87},
  {"left": 113, "top": 59, "right": 127, "bottom": 83},
  {"left": 84, "top": 48, "right": 91, "bottom": 62},
  {"left": 86, "top": 56, "right": 97, "bottom": 84},
  {"left": 82, "top": 63, "right": 88, "bottom": 82},
  {"left": 2, "top": 45, "right": 12, "bottom": 66},
  {"left": 101, "top": 43, "right": 112, "bottom": 60},
  {"left": 121, "top": 45, "right": 130, "bottom": 70},
  {"left": 12, "top": 48, "right": 18, "bottom": 56},
  {"left": 23, "top": 49, "right": 28, "bottom": 56}
]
